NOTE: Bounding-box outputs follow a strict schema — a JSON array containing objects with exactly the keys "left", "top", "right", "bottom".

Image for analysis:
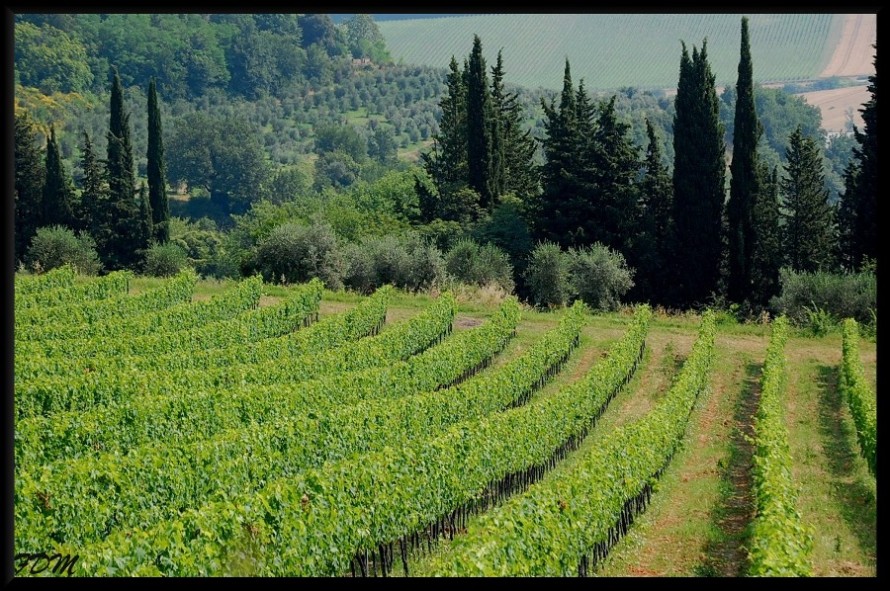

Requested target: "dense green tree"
[
  {"left": 536, "top": 60, "right": 580, "bottom": 246},
  {"left": 42, "top": 125, "right": 76, "bottom": 229},
  {"left": 254, "top": 14, "right": 302, "bottom": 37},
  {"left": 419, "top": 56, "right": 469, "bottom": 221},
  {"left": 727, "top": 17, "right": 760, "bottom": 304},
  {"left": 14, "top": 21, "right": 94, "bottom": 93},
  {"left": 77, "top": 132, "right": 105, "bottom": 240},
  {"left": 671, "top": 40, "right": 726, "bottom": 307},
  {"left": 137, "top": 180, "right": 154, "bottom": 251},
  {"left": 106, "top": 69, "right": 136, "bottom": 209},
  {"left": 103, "top": 69, "right": 145, "bottom": 269},
  {"left": 167, "top": 112, "right": 270, "bottom": 215},
  {"left": 367, "top": 122, "right": 398, "bottom": 165},
  {"left": 751, "top": 160, "right": 782, "bottom": 306},
  {"left": 147, "top": 78, "right": 169, "bottom": 243},
  {"left": 838, "top": 44, "right": 877, "bottom": 270},
  {"left": 264, "top": 166, "right": 309, "bottom": 204},
  {"left": 490, "top": 50, "right": 539, "bottom": 201},
  {"left": 299, "top": 14, "right": 345, "bottom": 54},
  {"left": 487, "top": 51, "right": 507, "bottom": 200},
  {"left": 314, "top": 124, "right": 367, "bottom": 162},
  {"left": 227, "top": 18, "right": 281, "bottom": 99},
  {"left": 313, "top": 149, "right": 362, "bottom": 191},
  {"left": 473, "top": 197, "right": 534, "bottom": 280},
  {"left": 587, "top": 95, "right": 640, "bottom": 253},
  {"left": 344, "top": 14, "right": 390, "bottom": 63},
  {"left": 630, "top": 119, "right": 673, "bottom": 304},
  {"left": 781, "top": 126, "right": 835, "bottom": 272},
  {"left": 537, "top": 67, "right": 638, "bottom": 257},
  {"left": 466, "top": 35, "right": 494, "bottom": 209},
  {"left": 14, "top": 111, "right": 46, "bottom": 263}
]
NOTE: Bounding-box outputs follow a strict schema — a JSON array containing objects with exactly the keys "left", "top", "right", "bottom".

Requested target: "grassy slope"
[{"left": 380, "top": 14, "right": 842, "bottom": 91}]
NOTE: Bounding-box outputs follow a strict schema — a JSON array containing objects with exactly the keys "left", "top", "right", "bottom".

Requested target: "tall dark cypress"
[
  {"left": 14, "top": 111, "right": 46, "bottom": 262},
  {"left": 78, "top": 132, "right": 106, "bottom": 243},
  {"left": 588, "top": 94, "right": 640, "bottom": 253},
  {"left": 781, "top": 127, "right": 834, "bottom": 272},
  {"left": 147, "top": 77, "right": 169, "bottom": 243},
  {"left": 107, "top": 70, "right": 135, "bottom": 206},
  {"left": 488, "top": 50, "right": 507, "bottom": 200},
  {"left": 137, "top": 180, "right": 154, "bottom": 251},
  {"left": 671, "top": 40, "right": 726, "bottom": 307},
  {"left": 419, "top": 56, "right": 468, "bottom": 219},
  {"left": 537, "top": 60, "right": 579, "bottom": 245},
  {"left": 727, "top": 17, "right": 760, "bottom": 304},
  {"left": 42, "top": 124, "right": 76, "bottom": 228},
  {"left": 490, "top": 49, "right": 539, "bottom": 201},
  {"left": 105, "top": 69, "right": 141, "bottom": 269},
  {"left": 838, "top": 44, "right": 877, "bottom": 269},
  {"left": 466, "top": 35, "right": 493, "bottom": 210},
  {"left": 751, "top": 160, "right": 781, "bottom": 305},
  {"left": 632, "top": 119, "right": 674, "bottom": 304}
]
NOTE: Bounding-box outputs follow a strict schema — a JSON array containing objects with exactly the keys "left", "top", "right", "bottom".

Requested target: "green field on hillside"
[{"left": 380, "top": 14, "right": 843, "bottom": 91}]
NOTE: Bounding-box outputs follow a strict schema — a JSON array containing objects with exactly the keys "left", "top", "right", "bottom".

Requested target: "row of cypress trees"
[
  {"left": 14, "top": 70, "right": 170, "bottom": 270},
  {"left": 417, "top": 35, "right": 539, "bottom": 223},
  {"left": 420, "top": 20, "right": 877, "bottom": 310}
]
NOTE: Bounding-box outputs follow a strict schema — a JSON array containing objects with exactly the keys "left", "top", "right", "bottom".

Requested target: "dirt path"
[
  {"left": 820, "top": 14, "right": 877, "bottom": 78},
  {"left": 596, "top": 335, "right": 765, "bottom": 577},
  {"left": 784, "top": 358, "right": 877, "bottom": 576}
]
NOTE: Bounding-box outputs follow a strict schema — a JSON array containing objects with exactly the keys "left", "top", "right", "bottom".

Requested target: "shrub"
[
  {"left": 803, "top": 304, "right": 837, "bottom": 337},
  {"left": 567, "top": 243, "right": 635, "bottom": 311},
  {"left": 143, "top": 242, "right": 189, "bottom": 277},
  {"left": 403, "top": 234, "right": 446, "bottom": 292},
  {"left": 25, "top": 225, "right": 102, "bottom": 275},
  {"left": 342, "top": 232, "right": 445, "bottom": 294},
  {"left": 770, "top": 268, "right": 876, "bottom": 326},
  {"left": 473, "top": 197, "right": 534, "bottom": 275},
  {"left": 255, "top": 222, "right": 344, "bottom": 288},
  {"left": 444, "top": 239, "right": 514, "bottom": 292},
  {"left": 168, "top": 217, "right": 234, "bottom": 279},
  {"left": 341, "top": 242, "right": 377, "bottom": 294},
  {"left": 524, "top": 241, "right": 570, "bottom": 309}
]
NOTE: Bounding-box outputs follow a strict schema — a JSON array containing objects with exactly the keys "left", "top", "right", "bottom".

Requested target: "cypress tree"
[
  {"left": 466, "top": 35, "right": 493, "bottom": 210},
  {"left": 42, "top": 124, "right": 76, "bottom": 229},
  {"left": 588, "top": 95, "right": 640, "bottom": 253},
  {"left": 671, "top": 40, "right": 726, "bottom": 308},
  {"left": 537, "top": 59, "right": 580, "bottom": 246},
  {"left": 147, "top": 77, "right": 169, "bottom": 243},
  {"left": 137, "top": 180, "right": 154, "bottom": 251},
  {"left": 751, "top": 160, "right": 781, "bottom": 305},
  {"left": 781, "top": 126, "right": 834, "bottom": 272},
  {"left": 104, "top": 68, "right": 141, "bottom": 269},
  {"left": 727, "top": 17, "right": 760, "bottom": 303},
  {"left": 632, "top": 119, "right": 674, "bottom": 304},
  {"left": 78, "top": 132, "right": 106, "bottom": 244},
  {"left": 838, "top": 44, "right": 877, "bottom": 269},
  {"left": 562, "top": 78, "right": 597, "bottom": 247},
  {"left": 491, "top": 50, "right": 539, "bottom": 200},
  {"left": 14, "top": 111, "right": 46, "bottom": 263},
  {"left": 836, "top": 163, "right": 859, "bottom": 270},
  {"left": 488, "top": 50, "right": 507, "bottom": 200},
  {"left": 419, "top": 56, "right": 468, "bottom": 220}
]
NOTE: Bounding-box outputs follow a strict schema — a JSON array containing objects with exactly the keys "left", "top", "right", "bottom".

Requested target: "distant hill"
[
  {"left": 378, "top": 13, "right": 855, "bottom": 91},
  {"left": 330, "top": 14, "right": 471, "bottom": 24}
]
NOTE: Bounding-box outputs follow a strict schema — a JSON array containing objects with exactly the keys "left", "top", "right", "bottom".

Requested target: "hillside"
[{"left": 380, "top": 13, "right": 856, "bottom": 91}]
